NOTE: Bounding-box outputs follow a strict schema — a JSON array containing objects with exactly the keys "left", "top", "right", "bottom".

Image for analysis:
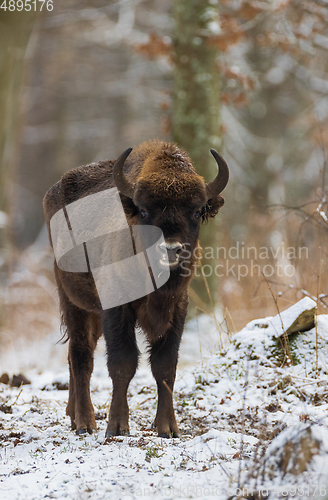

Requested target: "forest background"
[{"left": 1, "top": 0, "right": 328, "bottom": 349}]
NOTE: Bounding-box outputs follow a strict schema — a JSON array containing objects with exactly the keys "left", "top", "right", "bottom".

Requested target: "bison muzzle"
[{"left": 43, "top": 140, "right": 229, "bottom": 438}]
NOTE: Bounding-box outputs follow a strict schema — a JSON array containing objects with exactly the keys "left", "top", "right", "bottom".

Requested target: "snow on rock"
[
  {"left": 239, "top": 424, "right": 328, "bottom": 497},
  {"left": 268, "top": 297, "right": 316, "bottom": 337},
  {"left": 234, "top": 297, "right": 316, "bottom": 342},
  {"left": 230, "top": 298, "right": 323, "bottom": 370},
  {"left": 264, "top": 424, "right": 328, "bottom": 478}
]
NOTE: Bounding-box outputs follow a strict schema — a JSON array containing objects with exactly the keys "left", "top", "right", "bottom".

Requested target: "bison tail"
[{"left": 57, "top": 313, "right": 69, "bottom": 344}]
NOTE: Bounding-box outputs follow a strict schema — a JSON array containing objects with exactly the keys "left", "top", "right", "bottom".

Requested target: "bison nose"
[{"left": 157, "top": 241, "right": 183, "bottom": 264}]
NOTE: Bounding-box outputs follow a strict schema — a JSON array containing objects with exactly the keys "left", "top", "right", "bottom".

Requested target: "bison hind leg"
[{"left": 63, "top": 303, "right": 101, "bottom": 435}]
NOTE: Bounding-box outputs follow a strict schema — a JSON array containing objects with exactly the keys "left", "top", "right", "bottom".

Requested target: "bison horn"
[
  {"left": 113, "top": 147, "right": 135, "bottom": 198},
  {"left": 205, "top": 149, "right": 229, "bottom": 199}
]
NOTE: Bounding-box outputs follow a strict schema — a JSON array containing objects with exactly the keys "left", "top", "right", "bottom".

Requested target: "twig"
[
  {"left": 12, "top": 388, "right": 23, "bottom": 406},
  {"left": 238, "top": 357, "right": 250, "bottom": 488},
  {"left": 261, "top": 271, "right": 292, "bottom": 365},
  {"left": 201, "top": 263, "right": 224, "bottom": 351}
]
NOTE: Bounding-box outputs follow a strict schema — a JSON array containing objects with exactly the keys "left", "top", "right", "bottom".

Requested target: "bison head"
[{"left": 113, "top": 142, "right": 229, "bottom": 274}]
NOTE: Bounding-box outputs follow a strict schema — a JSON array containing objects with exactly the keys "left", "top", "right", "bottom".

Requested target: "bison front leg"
[
  {"left": 102, "top": 307, "right": 139, "bottom": 437},
  {"left": 150, "top": 321, "right": 184, "bottom": 438}
]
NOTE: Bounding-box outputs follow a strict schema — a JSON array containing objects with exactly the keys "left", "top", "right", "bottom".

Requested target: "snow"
[
  {"left": 1, "top": 301, "right": 328, "bottom": 499},
  {"left": 268, "top": 297, "right": 316, "bottom": 336},
  {"left": 237, "top": 296, "right": 316, "bottom": 339}
]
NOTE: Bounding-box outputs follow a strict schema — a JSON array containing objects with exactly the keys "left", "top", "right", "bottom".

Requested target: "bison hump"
[{"left": 61, "top": 161, "right": 114, "bottom": 204}]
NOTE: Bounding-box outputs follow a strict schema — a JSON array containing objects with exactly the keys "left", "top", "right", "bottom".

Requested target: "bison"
[{"left": 43, "top": 140, "right": 229, "bottom": 438}]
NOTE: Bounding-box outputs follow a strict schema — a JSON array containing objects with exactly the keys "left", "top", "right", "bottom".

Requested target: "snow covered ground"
[{"left": 1, "top": 300, "right": 328, "bottom": 499}]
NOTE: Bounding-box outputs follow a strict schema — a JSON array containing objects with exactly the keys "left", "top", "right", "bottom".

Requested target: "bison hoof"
[
  {"left": 76, "top": 428, "right": 88, "bottom": 435},
  {"left": 76, "top": 427, "right": 94, "bottom": 436},
  {"left": 158, "top": 431, "right": 181, "bottom": 439},
  {"left": 105, "top": 429, "right": 130, "bottom": 438}
]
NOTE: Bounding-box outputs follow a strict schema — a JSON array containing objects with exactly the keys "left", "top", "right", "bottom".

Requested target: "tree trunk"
[
  {"left": 0, "top": 10, "right": 36, "bottom": 248},
  {"left": 172, "top": 0, "right": 222, "bottom": 308}
]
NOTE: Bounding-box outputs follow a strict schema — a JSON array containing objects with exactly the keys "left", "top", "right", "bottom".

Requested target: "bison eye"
[
  {"left": 193, "top": 210, "right": 202, "bottom": 220},
  {"left": 140, "top": 208, "right": 148, "bottom": 219}
]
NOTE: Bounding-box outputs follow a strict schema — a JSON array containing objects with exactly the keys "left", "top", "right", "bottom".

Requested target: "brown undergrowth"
[
  {"left": 213, "top": 193, "right": 328, "bottom": 332},
  {"left": 0, "top": 244, "right": 58, "bottom": 350}
]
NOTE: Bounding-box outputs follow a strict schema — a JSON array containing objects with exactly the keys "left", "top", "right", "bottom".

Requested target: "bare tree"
[{"left": 0, "top": 9, "right": 36, "bottom": 233}]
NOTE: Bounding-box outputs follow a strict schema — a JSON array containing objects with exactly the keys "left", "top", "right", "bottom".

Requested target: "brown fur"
[{"left": 43, "top": 140, "right": 226, "bottom": 438}]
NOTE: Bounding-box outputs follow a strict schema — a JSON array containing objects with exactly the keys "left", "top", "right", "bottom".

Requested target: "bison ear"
[
  {"left": 201, "top": 195, "right": 225, "bottom": 224},
  {"left": 119, "top": 193, "right": 138, "bottom": 217}
]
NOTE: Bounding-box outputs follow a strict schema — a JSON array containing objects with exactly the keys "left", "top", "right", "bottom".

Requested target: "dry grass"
[
  {"left": 0, "top": 246, "right": 59, "bottom": 351},
  {"left": 203, "top": 193, "right": 328, "bottom": 332}
]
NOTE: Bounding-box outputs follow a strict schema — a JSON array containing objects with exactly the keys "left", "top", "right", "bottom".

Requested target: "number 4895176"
[{"left": 0, "top": 0, "right": 54, "bottom": 11}]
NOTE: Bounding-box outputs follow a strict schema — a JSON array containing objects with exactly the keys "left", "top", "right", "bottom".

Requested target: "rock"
[
  {"left": 10, "top": 374, "right": 31, "bottom": 387},
  {"left": 263, "top": 424, "right": 328, "bottom": 480},
  {"left": 231, "top": 298, "right": 321, "bottom": 369},
  {"left": 41, "top": 381, "right": 68, "bottom": 391},
  {"left": 0, "top": 373, "right": 10, "bottom": 385},
  {"left": 280, "top": 428, "right": 320, "bottom": 476},
  {"left": 52, "top": 381, "right": 68, "bottom": 391},
  {"left": 0, "top": 404, "right": 12, "bottom": 414},
  {"left": 285, "top": 308, "right": 315, "bottom": 335},
  {"left": 269, "top": 297, "right": 316, "bottom": 338}
]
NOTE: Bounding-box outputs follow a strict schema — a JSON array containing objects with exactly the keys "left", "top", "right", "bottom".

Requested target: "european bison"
[{"left": 43, "top": 140, "right": 229, "bottom": 438}]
